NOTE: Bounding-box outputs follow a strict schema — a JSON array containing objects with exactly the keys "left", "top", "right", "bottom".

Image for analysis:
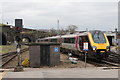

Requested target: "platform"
[{"left": 1, "top": 67, "right": 119, "bottom": 79}]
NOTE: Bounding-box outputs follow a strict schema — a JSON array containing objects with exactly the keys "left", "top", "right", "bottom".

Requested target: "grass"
[
  {"left": 0, "top": 23, "right": 7, "bottom": 26},
  {"left": 0, "top": 45, "right": 28, "bottom": 54}
]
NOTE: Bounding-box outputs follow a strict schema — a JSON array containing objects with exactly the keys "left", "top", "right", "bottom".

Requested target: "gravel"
[{"left": 3, "top": 51, "right": 96, "bottom": 69}]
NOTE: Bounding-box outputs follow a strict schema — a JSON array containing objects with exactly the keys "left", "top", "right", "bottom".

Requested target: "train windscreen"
[{"left": 92, "top": 31, "right": 106, "bottom": 43}]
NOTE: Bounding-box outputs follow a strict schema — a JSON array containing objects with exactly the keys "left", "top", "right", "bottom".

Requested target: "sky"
[{"left": 0, "top": 0, "right": 118, "bottom": 31}]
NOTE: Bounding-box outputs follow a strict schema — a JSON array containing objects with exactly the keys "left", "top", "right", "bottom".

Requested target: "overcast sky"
[{"left": 0, "top": 0, "right": 118, "bottom": 31}]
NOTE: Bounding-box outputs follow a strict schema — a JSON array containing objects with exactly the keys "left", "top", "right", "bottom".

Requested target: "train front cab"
[{"left": 87, "top": 31, "right": 110, "bottom": 60}]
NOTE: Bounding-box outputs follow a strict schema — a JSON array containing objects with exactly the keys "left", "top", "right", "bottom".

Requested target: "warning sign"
[{"left": 83, "top": 42, "right": 89, "bottom": 51}]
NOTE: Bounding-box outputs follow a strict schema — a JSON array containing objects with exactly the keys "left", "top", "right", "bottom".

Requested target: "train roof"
[
  {"left": 38, "top": 30, "right": 104, "bottom": 40},
  {"left": 38, "top": 32, "right": 88, "bottom": 40}
]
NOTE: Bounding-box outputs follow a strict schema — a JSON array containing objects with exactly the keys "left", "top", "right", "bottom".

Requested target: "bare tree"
[
  {"left": 67, "top": 25, "right": 78, "bottom": 33},
  {"left": 50, "top": 28, "right": 57, "bottom": 36},
  {"left": 59, "top": 28, "right": 67, "bottom": 35}
]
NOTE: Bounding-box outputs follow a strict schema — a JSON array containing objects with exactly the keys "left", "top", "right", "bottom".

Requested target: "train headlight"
[
  {"left": 106, "top": 46, "right": 110, "bottom": 50},
  {"left": 92, "top": 46, "right": 97, "bottom": 50}
]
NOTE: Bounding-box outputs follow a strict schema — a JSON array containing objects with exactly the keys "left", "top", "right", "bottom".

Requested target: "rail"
[{"left": 1, "top": 48, "right": 29, "bottom": 67}]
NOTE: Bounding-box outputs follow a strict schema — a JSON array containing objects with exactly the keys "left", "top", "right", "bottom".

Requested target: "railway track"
[
  {"left": 86, "top": 55, "right": 119, "bottom": 67},
  {"left": 107, "top": 52, "right": 119, "bottom": 63},
  {"left": 66, "top": 52, "right": 119, "bottom": 67},
  {"left": 101, "top": 52, "right": 119, "bottom": 67},
  {"left": 1, "top": 48, "right": 29, "bottom": 67},
  {"left": 80, "top": 58, "right": 119, "bottom": 67},
  {"left": 101, "top": 60, "right": 119, "bottom": 67}
]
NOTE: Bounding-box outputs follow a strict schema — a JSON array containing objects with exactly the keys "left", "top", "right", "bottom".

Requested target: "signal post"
[
  {"left": 14, "top": 19, "right": 23, "bottom": 72},
  {"left": 83, "top": 42, "right": 89, "bottom": 68}
]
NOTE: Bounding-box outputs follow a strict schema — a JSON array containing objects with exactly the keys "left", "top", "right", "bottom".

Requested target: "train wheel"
[
  {"left": 103, "top": 53, "right": 109, "bottom": 60},
  {"left": 97, "top": 54, "right": 103, "bottom": 61}
]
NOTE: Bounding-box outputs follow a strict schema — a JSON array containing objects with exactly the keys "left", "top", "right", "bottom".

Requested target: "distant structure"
[
  {"left": 0, "top": 23, "right": 117, "bottom": 46},
  {"left": 0, "top": 24, "right": 14, "bottom": 45},
  {"left": 0, "top": 24, "right": 48, "bottom": 45},
  {"left": 117, "top": 31, "right": 120, "bottom": 39}
]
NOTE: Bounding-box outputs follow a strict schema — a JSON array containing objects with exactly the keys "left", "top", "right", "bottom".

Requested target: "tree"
[
  {"left": 50, "top": 28, "right": 57, "bottom": 36},
  {"left": 67, "top": 25, "right": 78, "bottom": 33}
]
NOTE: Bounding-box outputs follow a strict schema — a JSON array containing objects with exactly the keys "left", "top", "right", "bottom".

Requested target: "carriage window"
[
  {"left": 70, "top": 38, "right": 75, "bottom": 43},
  {"left": 64, "top": 38, "right": 69, "bottom": 43},
  {"left": 51, "top": 39, "right": 57, "bottom": 42},
  {"left": 64, "top": 38, "right": 75, "bottom": 43},
  {"left": 45, "top": 39, "right": 48, "bottom": 41}
]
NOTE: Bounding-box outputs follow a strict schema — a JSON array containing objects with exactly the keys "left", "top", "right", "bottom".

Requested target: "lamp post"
[
  {"left": 57, "top": 19, "right": 59, "bottom": 36},
  {"left": 115, "top": 28, "right": 118, "bottom": 53}
]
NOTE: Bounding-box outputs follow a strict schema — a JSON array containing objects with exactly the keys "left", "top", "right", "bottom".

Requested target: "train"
[{"left": 37, "top": 30, "right": 110, "bottom": 60}]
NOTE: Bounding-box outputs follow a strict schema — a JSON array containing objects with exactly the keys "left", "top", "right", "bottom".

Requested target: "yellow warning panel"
[{"left": 22, "top": 58, "right": 29, "bottom": 67}]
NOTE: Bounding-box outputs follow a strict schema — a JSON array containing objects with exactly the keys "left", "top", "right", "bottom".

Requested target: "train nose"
[
  {"left": 96, "top": 44, "right": 107, "bottom": 50},
  {"left": 96, "top": 49, "right": 108, "bottom": 59}
]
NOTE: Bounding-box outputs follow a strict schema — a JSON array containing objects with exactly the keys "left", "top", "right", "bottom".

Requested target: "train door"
[
  {"left": 79, "top": 36, "right": 89, "bottom": 50},
  {"left": 83, "top": 36, "right": 89, "bottom": 49},
  {"left": 79, "top": 36, "right": 83, "bottom": 50}
]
